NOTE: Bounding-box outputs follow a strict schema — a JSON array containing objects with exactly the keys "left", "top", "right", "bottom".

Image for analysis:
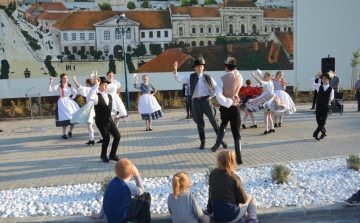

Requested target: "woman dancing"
[
  {"left": 272, "top": 71, "right": 296, "bottom": 127},
  {"left": 48, "top": 74, "right": 79, "bottom": 139},
  {"left": 106, "top": 71, "right": 127, "bottom": 127},
  {"left": 134, "top": 74, "right": 163, "bottom": 131},
  {"left": 240, "top": 79, "right": 262, "bottom": 129},
  {"left": 244, "top": 70, "right": 288, "bottom": 135}
]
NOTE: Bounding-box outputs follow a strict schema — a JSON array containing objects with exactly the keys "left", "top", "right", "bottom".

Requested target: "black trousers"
[
  {"left": 312, "top": 90, "right": 318, "bottom": 108},
  {"left": 192, "top": 97, "right": 220, "bottom": 140},
  {"left": 219, "top": 106, "right": 241, "bottom": 140},
  {"left": 120, "top": 192, "right": 151, "bottom": 223},
  {"left": 314, "top": 104, "right": 329, "bottom": 135},
  {"left": 96, "top": 120, "right": 121, "bottom": 157}
]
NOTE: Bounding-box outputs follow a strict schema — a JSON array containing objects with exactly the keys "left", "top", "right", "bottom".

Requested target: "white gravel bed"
[{"left": 1, "top": 158, "right": 359, "bottom": 218}]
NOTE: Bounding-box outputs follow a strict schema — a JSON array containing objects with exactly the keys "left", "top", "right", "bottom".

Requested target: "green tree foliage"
[
  {"left": 140, "top": 1, "right": 149, "bottom": 8},
  {"left": 204, "top": 0, "right": 217, "bottom": 4},
  {"left": 67, "top": 54, "right": 76, "bottom": 65},
  {"left": 149, "top": 44, "right": 163, "bottom": 56},
  {"left": 20, "top": 30, "right": 41, "bottom": 51},
  {"left": 132, "top": 43, "right": 147, "bottom": 63},
  {"left": 138, "top": 60, "right": 147, "bottom": 68},
  {"left": 98, "top": 2, "right": 112, "bottom": 10},
  {"left": 94, "top": 51, "right": 103, "bottom": 61},
  {"left": 189, "top": 0, "right": 198, "bottom": 5},
  {"left": 44, "top": 55, "right": 58, "bottom": 77},
  {"left": 126, "top": 53, "right": 135, "bottom": 73},
  {"left": 108, "top": 55, "right": 116, "bottom": 73},
  {"left": 167, "top": 42, "right": 190, "bottom": 49},
  {"left": 81, "top": 54, "right": 88, "bottom": 61},
  {"left": 238, "top": 52, "right": 280, "bottom": 71},
  {"left": 127, "top": 1, "right": 136, "bottom": 9},
  {"left": 181, "top": 0, "right": 189, "bottom": 6},
  {"left": 0, "top": 59, "right": 10, "bottom": 79},
  {"left": 215, "top": 36, "right": 257, "bottom": 45},
  {"left": 252, "top": 0, "right": 257, "bottom": 3}
]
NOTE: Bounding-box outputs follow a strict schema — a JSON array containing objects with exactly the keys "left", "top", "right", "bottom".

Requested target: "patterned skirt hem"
[{"left": 141, "top": 110, "right": 163, "bottom": 120}]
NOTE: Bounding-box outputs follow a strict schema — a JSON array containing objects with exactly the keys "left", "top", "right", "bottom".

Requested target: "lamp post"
[{"left": 116, "top": 12, "right": 130, "bottom": 110}]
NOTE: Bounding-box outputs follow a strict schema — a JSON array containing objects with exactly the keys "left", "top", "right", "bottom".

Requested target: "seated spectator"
[
  {"left": 90, "top": 158, "right": 151, "bottom": 223},
  {"left": 167, "top": 172, "right": 210, "bottom": 223},
  {"left": 204, "top": 150, "right": 261, "bottom": 223},
  {"left": 344, "top": 190, "right": 360, "bottom": 205}
]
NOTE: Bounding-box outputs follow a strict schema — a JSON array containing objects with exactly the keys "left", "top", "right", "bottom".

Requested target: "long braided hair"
[{"left": 59, "top": 73, "right": 72, "bottom": 89}]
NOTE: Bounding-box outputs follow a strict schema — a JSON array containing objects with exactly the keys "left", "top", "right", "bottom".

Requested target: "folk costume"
[
  {"left": 211, "top": 57, "right": 243, "bottom": 165},
  {"left": 240, "top": 84, "right": 262, "bottom": 129},
  {"left": 310, "top": 72, "right": 334, "bottom": 140},
  {"left": 107, "top": 79, "right": 127, "bottom": 119},
  {"left": 87, "top": 77, "right": 121, "bottom": 163},
  {"left": 311, "top": 77, "right": 322, "bottom": 109},
  {"left": 174, "top": 56, "right": 227, "bottom": 150},
  {"left": 183, "top": 84, "right": 193, "bottom": 119},
  {"left": 134, "top": 83, "right": 163, "bottom": 120},
  {"left": 272, "top": 79, "right": 296, "bottom": 127},
  {"left": 48, "top": 80, "right": 79, "bottom": 139}
]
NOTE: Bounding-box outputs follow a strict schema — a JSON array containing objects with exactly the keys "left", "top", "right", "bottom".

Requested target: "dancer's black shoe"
[
  {"left": 319, "top": 132, "right": 327, "bottom": 139},
  {"left": 68, "top": 131, "right": 72, "bottom": 138},
  {"left": 109, "top": 155, "right": 119, "bottom": 161},
  {"left": 274, "top": 123, "right": 278, "bottom": 128},
  {"left": 264, "top": 131, "right": 268, "bottom": 135},
  {"left": 101, "top": 156, "right": 109, "bottom": 163},
  {"left": 278, "top": 123, "right": 282, "bottom": 127},
  {"left": 62, "top": 135, "right": 68, "bottom": 139},
  {"left": 268, "top": 129, "right": 275, "bottom": 133},
  {"left": 97, "top": 139, "right": 103, "bottom": 143},
  {"left": 199, "top": 140, "right": 205, "bottom": 150},
  {"left": 242, "top": 124, "right": 246, "bottom": 129},
  {"left": 249, "top": 125, "right": 257, "bottom": 128},
  {"left": 86, "top": 140, "right": 95, "bottom": 145}
]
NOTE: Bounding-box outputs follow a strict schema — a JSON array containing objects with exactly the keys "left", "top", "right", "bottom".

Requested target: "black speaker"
[{"left": 321, "top": 57, "right": 335, "bottom": 74}]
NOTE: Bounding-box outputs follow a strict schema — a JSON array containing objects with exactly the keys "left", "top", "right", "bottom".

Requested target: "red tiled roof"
[
  {"left": 26, "top": 4, "right": 38, "bottom": 14},
  {"left": 38, "top": 2, "right": 67, "bottom": 11},
  {"left": 135, "top": 49, "right": 190, "bottom": 73},
  {"left": 53, "top": 11, "right": 172, "bottom": 30},
  {"left": 37, "top": 11, "right": 69, "bottom": 20},
  {"left": 220, "top": 0, "right": 257, "bottom": 8},
  {"left": 171, "top": 6, "right": 220, "bottom": 18},
  {"left": 263, "top": 8, "right": 293, "bottom": 18},
  {"left": 275, "top": 31, "right": 293, "bottom": 55}
]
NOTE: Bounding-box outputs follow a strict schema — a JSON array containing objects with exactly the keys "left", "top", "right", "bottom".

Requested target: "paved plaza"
[{"left": 0, "top": 102, "right": 359, "bottom": 222}]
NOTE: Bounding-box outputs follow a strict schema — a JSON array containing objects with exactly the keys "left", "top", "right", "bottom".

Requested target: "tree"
[
  {"left": 350, "top": 48, "right": 360, "bottom": 90},
  {"left": 90, "top": 50, "right": 96, "bottom": 61},
  {"left": 238, "top": 52, "right": 280, "bottom": 71},
  {"left": 138, "top": 60, "right": 147, "bottom": 68},
  {"left": 101, "top": 56, "right": 105, "bottom": 61},
  {"left": 108, "top": 55, "right": 116, "bottom": 74},
  {"left": 181, "top": 0, "right": 189, "bottom": 6},
  {"left": 98, "top": 2, "right": 112, "bottom": 10},
  {"left": 0, "top": 59, "right": 10, "bottom": 79},
  {"left": 252, "top": 0, "right": 257, "bottom": 2},
  {"left": 67, "top": 54, "right": 75, "bottom": 65},
  {"left": 81, "top": 54, "right": 88, "bottom": 61},
  {"left": 127, "top": 1, "right": 136, "bottom": 10},
  {"left": 140, "top": 1, "right": 149, "bottom": 8},
  {"left": 149, "top": 44, "right": 163, "bottom": 56},
  {"left": 126, "top": 53, "right": 135, "bottom": 73},
  {"left": 94, "top": 50, "right": 103, "bottom": 61},
  {"left": 44, "top": 55, "right": 57, "bottom": 77},
  {"left": 132, "top": 43, "right": 147, "bottom": 63},
  {"left": 189, "top": 0, "right": 198, "bottom": 5},
  {"left": 204, "top": 0, "right": 217, "bottom": 4}
]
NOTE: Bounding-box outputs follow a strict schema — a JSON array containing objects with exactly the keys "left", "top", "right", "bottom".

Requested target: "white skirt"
[
  {"left": 57, "top": 97, "right": 80, "bottom": 121},
  {"left": 273, "top": 90, "right": 296, "bottom": 115},
  {"left": 138, "top": 94, "right": 162, "bottom": 114},
  {"left": 109, "top": 93, "right": 128, "bottom": 118},
  {"left": 71, "top": 101, "right": 95, "bottom": 125}
]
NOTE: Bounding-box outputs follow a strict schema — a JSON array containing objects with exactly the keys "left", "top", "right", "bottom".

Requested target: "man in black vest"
[
  {"left": 311, "top": 76, "right": 322, "bottom": 110},
  {"left": 173, "top": 56, "right": 227, "bottom": 150},
  {"left": 88, "top": 76, "right": 121, "bottom": 163},
  {"left": 310, "top": 71, "right": 334, "bottom": 140}
]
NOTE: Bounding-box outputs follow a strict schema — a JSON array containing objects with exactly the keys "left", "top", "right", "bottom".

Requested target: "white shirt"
[
  {"left": 48, "top": 84, "right": 77, "bottom": 99},
  {"left": 310, "top": 78, "right": 334, "bottom": 101},
  {"left": 107, "top": 79, "right": 121, "bottom": 94},
  {"left": 87, "top": 84, "right": 110, "bottom": 105},
  {"left": 174, "top": 73, "right": 216, "bottom": 98},
  {"left": 216, "top": 71, "right": 243, "bottom": 108}
]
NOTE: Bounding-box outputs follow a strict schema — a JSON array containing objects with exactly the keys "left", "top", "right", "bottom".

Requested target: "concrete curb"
[{"left": 1, "top": 204, "right": 359, "bottom": 223}]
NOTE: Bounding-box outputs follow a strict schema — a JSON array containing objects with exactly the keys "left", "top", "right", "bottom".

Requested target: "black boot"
[
  {"left": 199, "top": 132, "right": 205, "bottom": 150},
  {"left": 211, "top": 127, "right": 225, "bottom": 153},
  {"left": 234, "top": 140, "right": 243, "bottom": 165}
]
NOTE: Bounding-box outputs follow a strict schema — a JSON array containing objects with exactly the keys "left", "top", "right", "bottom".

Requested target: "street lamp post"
[{"left": 116, "top": 12, "right": 130, "bottom": 110}]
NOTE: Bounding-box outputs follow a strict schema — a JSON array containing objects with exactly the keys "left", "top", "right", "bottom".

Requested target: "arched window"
[
  {"left": 179, "top": 41, "right": 185, "bottom": 46},
  {"left": 191, "top": 41, "right": 196, "bottom": 47},
  {"left": 208, "top": 41, "right": 212, "bottom": 46},
  {"left": 271, "top": 27, "right": 274, "bottom": 32},
  {"left": 241, "top": 24, "right": 245, "bottom": 34},
  {"left": 252, "top": 24, "right": 256, "bottom": 33},
  {"left": 229, "top": 24, "right": 233, "bottom": 34},
  {"left": 179, "top": 27, "right": 183, "bottom": 36},
  {"left": 103, "top": 46, "right": 110, "bottom": 54},
  {"left": 284, "top": 26, "right": 287, "bottom": 31},
  {"left": 127, "top": 46, "right": 132, "bottom": 52},
  {"left": 264, "top": 26, "right": 267, "bottom": 32},
  {"left": 126, "top": 28, "right": 131, "bottom": 39},
  {"left": 199, "top": 41, "right": 204, "bottom": 46}
]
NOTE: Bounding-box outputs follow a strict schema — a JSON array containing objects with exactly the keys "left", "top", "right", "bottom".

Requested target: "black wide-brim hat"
[
  {"left": 99, "top": 76, "right": 111, "bottom": 84},
  {"left": 192, "top": 56, "right": 206, "bottom": 68},
  {"left": 223, "top": 57, "right": 237, "bottom": 67}
]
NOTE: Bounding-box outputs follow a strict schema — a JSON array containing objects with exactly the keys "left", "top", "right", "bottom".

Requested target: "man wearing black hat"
[
  {"left": 173, "top": 56, "right": 227, "bottom": 150},
  {"left": 211, "top": 57, "right": 243, "bottom": 165},
  {"left": 310, "top": 71, "right": 334, "bottom": 140},
  {"left": 87, "top": 76, "right": 121, "bottom": 163}
]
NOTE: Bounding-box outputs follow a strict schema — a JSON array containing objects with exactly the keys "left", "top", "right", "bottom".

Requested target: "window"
[
  {"left": 127, "top": 46, "right": 131, "bottom": 52},
  {"left": 126, "top": 28, "right": 131, "bottom": 39},
  {"left": 149, "top": 31, "right": 153, "bottom": 38},
  {"left": 179, "top": 27, "right": 183, "bottom": 36},
  {"left": 45, "top": 22, "right": 48, "bottom": 26},
  {"left": 288, "top": 27, "right": 292, "bottom": 31},
  {"left": 157, "top": 31, "right": 160, "bottom": 38},
  {"left": 89, "top": 33, "right": 94, "bottom": 40},
  {"left": 241, "top": 16, "right": 245, "bottom": 19},
  {"left": 104, "top": 31, "right": 110, "bottom": 40},
  {"left": 229, "top": 24, "right": 233, "bottom": 34},
  {"left": 80, "top": 33, "right": 85, "bottom": 40},
  {"left": 229, "top": 16, "right": 233, "bottom": 18},
  {"left": 252, "top": 24, "right": 256, "bottom": 33},
  {"left": 191, "top": 41, "right": 196, "bottom": 46},
  {"left": 265, "top": 26, "right": 267, "bottom": 32},
  {"left": 81, "top": 46, "right": 85, "bottom": 52},
  {"left": 284, "top": 27, "right": 287, "bottom": 31},
  {"left": 216, "top": 27, "right": 220, "bottom": 33},
  {"left": 200, "top": 41, "right": 204, "bottom": 46},
  {"left": 208, "top": 27, "right": 211, "bottom": 33},
  {"left": 251, "top": 16, "right": 256, "bottom": 19},
  {"left": 192, "top": 27, "right": 196, "bottom": 34},
  {"left": 165, "top": 31, "right": 168, "bottom": 37},
  {"left": 72, "top": 46, "right": 77, "bottom": 53},
  {"left": 90, "top": 46, "right": 94, "bottom": 52},
  {"left": 115, "top": 28, "right": 121, "bottom": 39},
  {"left": 241, "top": 24, "right": 245, "bottom": 33},
  {"left": 63, "top": 33, "right": 68, "bottom": 40},
  {"left": 208, "top": 41, "right": 212, "bottom": 46},
  {"left": 104, "top": 46, "right": 109, "bottom": 54},
  {"left": 141, "top": 32, "right": 145, "bottom": 38},
  {"left": 200, "top": 28, "right": 204, "bottom": 33},
  {"left": 71, "top": 33, "right": 76, "bottom": 40},
  {"left": 64, "top": 46, "right": 69, "bottom": 54}
]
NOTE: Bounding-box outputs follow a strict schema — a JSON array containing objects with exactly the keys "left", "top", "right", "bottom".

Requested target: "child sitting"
[
  {"left": 167, "top": 172, "right": 210, "bottom": 223},
  {"left": 90, "top": 158, "right": 151, "bottom": 223},
  {"left": 204, "top": 150, "right": 260, "bottom": 223}
]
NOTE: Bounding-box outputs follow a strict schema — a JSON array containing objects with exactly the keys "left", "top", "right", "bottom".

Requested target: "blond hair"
[
  {"left": 217, "top": 150, "right": 237, "bottom": 174},
  {"left": 275, "top": 71, "right": 283, "bottom": 78},
  {"left": 264, "top": 72, "right": 274, "bottom": 80},
  {"left": 172, "top": 172, "right": 190, "bottom": 199},
  {"left": 115, "top": 158, "right": 133, "bottom": 179}
]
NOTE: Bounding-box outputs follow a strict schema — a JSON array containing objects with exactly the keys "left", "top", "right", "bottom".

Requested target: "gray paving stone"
[
  {"left": 41, "top": 216, "right": 70, "bottom": 223},
  {"left": 17, "top": 216, "right": 45, "bottom": 222},
  {"left": 279, "top": 206, "right": 306, "bottom": 219},
  {"left": 303, "top": 205, "right": 331, "bottom": 218}
]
